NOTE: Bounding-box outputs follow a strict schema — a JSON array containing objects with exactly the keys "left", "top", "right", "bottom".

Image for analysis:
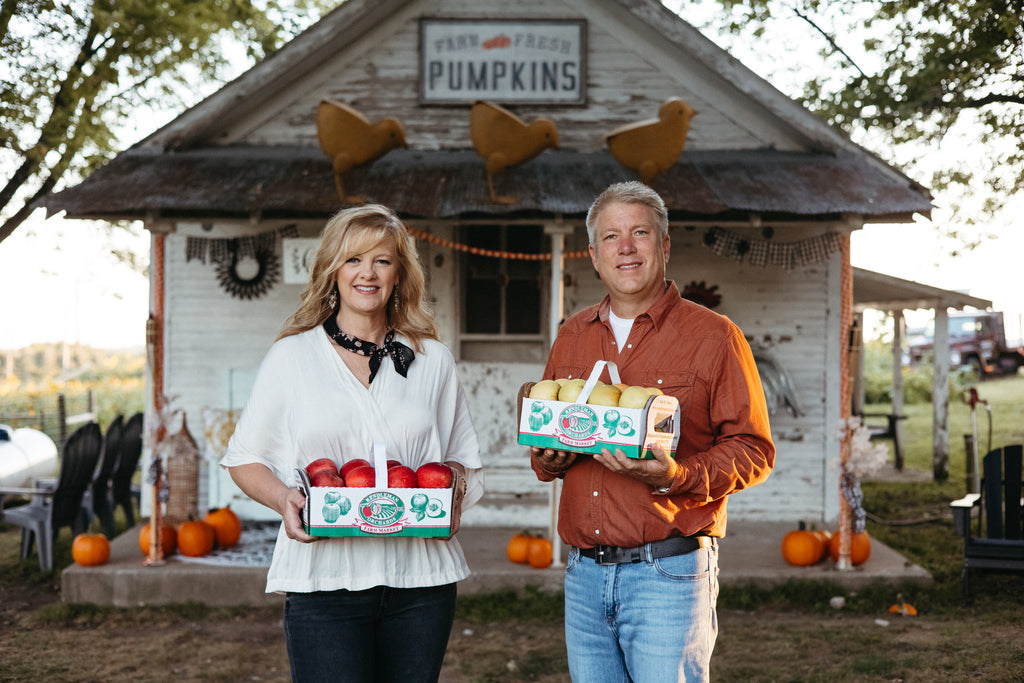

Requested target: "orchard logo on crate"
[
  {"left": 357, "top": 491, "right": 406, "bottom": 534},
  {"left": 556, "top": 404, "right": 599, "bottom": 448}
]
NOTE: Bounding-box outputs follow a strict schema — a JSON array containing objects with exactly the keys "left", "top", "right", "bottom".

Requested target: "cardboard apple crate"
[
  {"left": 517, "top": 360, "right": 680, "bottom": 459},
  {"left": 296, "top": 444, "right": 453, "bottom": 538}
]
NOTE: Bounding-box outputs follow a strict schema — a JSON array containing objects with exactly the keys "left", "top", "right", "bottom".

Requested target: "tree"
[
  {"left": 0, "top": 0, "right": 336, "bottom": 246},
  {"left": 674, "top": 0, "right": 1023, "bottom": 250}
]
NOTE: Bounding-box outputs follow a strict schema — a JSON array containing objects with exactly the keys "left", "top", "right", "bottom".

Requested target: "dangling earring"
[
  {"left": 328, "top": 288, "right": 337, "bottom": 309},
  {"left": 391, "top": 289, "right": 400, "bottom": 311}
]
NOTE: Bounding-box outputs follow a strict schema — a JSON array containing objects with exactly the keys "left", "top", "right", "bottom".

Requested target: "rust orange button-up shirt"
[{"left": 532, "top": 281, "right": 775, "bottom": 547}]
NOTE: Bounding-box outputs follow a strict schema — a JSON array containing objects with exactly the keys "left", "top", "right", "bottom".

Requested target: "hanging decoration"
[
  {"left": 317, "top": 99, "right": 407, "bottom": 203},
  {"left": 186, "top": 225, "right": 297, "bottom": 300},
  {"left": 470, "top": 100, "right": 559, "bottom": 204},
  {"left": 681, "top": 280, "right": 721, "bottom": 309},
  {"left": 405, "top": 225, "right": 589, "bottom": 260},
  {"left": 698, "top": 225, "right": 842, "bottom": 269},
  {"left": 604, "top": 97, "right": 698, "bottom": 184}
]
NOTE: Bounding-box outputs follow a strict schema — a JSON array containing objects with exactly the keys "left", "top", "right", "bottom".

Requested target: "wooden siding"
[{"left": 223, "top": 0, "right": 807, "bottom": 154}]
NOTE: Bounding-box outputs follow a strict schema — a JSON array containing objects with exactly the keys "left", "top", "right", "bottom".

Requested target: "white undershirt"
[{"left": 608, "top": 310, "right": 634, "bottom": 350}]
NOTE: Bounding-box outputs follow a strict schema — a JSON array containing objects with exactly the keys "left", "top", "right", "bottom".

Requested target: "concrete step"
[{"left": 61, "top": 521, "right": 931, "bottom": 607}]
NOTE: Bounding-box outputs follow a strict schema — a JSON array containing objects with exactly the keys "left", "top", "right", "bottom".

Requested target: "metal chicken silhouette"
[
  {"left": 604, "top": 98, "right": 698, "bottom": 184},
  {"left": 317, "top": 99, "right": 407, "bottom": 203},
  {"left": 470, "top": 100, "right": 559, "bottom": 204}
]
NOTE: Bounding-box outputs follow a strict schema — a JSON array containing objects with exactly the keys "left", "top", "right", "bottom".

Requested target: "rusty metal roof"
[
  {"left": 38, "top": 146, "right": 932, "bottom": 222},
  {"left": 853, "top": 267, "right": 991, "bottom": 312}
]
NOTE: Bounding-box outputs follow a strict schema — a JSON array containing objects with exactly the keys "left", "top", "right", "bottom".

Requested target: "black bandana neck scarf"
[{"left": 322, "top": 317, "right": 415, "bottom": 383}]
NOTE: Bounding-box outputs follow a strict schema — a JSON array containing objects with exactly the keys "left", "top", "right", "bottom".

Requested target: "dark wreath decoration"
[
  {"left": 681, "top": 280, "right": 722, "bottom": 309},
  {"left": 215, "top": 245, "right": 280, "bottom": 300}
]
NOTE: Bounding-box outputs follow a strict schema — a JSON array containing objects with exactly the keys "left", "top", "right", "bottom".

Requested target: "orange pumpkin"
[
  {"left": 781, "top": 522, "right": 823, "bottom": 567},
  {"left": 139, "top": 522, "right": 177, "bottom": 557},
  {"left": 527, "top": 536, "right": 554, "bottom": 569},
  {"left": 72, "top": 533, "right": 111, "bottom": 566},
  {"left": 829, "top": 530, "right": 872, "bottom": 566},
  {"left": 204, "top": 506, "right": 242, "bottom": 549},
  {"left": 507, "top": 531, "right": 533, "bottom": 564},
  {"left": 177, "top": 519, "right": 217, "bottom": 557}
]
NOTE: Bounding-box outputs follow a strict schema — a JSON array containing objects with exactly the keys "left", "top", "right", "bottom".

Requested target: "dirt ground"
[{"left": 3, "top": 574, "right": 1023, "bottom": 683}]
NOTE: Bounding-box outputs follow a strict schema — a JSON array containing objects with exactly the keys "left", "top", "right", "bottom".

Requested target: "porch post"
[
  {"left": 932, "top": 306, "right": 950, "bottom": 480},
  {"left": 545, "top": 219, "right": 573, "bottom": 567},
  {"left": 891, "top": 310, "right": 905, "bottom": 470}
]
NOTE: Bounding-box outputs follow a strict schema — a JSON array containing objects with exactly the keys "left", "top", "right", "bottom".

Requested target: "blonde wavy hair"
[{"left": 278, "top": 205, "right": 438, "bottom": 351}]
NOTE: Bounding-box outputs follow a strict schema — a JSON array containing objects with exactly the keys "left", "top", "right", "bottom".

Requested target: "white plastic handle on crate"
[
  {"left": 372, "top": 442, "right": 388, "bottom": 489},
  {"left": 576, "top": 360, "right": 622, "bottom": 404}
]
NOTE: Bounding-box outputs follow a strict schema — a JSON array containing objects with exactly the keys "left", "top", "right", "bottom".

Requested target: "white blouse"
[{"left": 221, "top": 327, "right": 484, "bottom": 593}]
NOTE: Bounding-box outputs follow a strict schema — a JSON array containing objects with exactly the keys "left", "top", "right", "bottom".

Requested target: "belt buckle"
[{"left": 594, "top": 545, "right": 613, "bottom": 565}]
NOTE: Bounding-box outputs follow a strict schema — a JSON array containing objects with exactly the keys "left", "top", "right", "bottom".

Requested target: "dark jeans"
[{"left": 284, "top": 583, "right": 457, "bottom": 683}]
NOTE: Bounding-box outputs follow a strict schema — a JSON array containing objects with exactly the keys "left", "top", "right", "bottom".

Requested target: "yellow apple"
[
  {"left": 645, "top": 387, "right": 664, "bottom": 396},
  {"left": 529, "top": 379, "right": 561, "bottom": 401},
  {"left": 558, "top": 379, "right": 587, "bottom": 403},
  {"left": 618, "top": 386, "right": 652, "bottom": 409},
  {"left": 554, "top": 378, "right": 570, "bottom": 387},
  {"left": 587, "top": 384, "right": 621, "bottom": 407},
  {"left": 613, "top": 383, "right": 629, "bottom": 392}
]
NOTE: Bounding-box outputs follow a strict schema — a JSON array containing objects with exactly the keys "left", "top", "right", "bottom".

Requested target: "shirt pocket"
[{"left": 641, "top": 369, "right": 697, "bottom": 421}]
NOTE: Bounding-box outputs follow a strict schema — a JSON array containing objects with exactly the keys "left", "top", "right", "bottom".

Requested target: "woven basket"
[{"left": 162, "top": 412, "right": 200, "bottom": 525}]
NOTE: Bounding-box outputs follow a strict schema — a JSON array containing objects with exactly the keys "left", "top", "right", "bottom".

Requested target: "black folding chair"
[
  {"left": 112, "top": 412, "right": 144, "bottom": 527},
  {"left": 0, "top": 422, "right": 102, "bottom": 571},
  {"left": 90, "top": 415, "right": 124, "bottom": 538}
]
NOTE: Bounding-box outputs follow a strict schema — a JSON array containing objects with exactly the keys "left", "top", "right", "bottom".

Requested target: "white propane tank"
[{"left": 0, "top": 425, "right": 59, "bottom": 488}]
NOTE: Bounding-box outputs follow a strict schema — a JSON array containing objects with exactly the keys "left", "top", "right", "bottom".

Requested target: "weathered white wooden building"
[{"left": 42, "top": 0, "right": 934, "bottom": 528}]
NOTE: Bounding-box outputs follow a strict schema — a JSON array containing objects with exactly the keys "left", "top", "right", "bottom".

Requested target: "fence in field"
[{"left": 0, "top": 390, "right": 97, "bottom": 449}]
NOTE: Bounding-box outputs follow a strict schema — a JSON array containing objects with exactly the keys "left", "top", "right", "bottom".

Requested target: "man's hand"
[
  {"left": 593, "top": 443, "right": 678, "bottom": 491},
  {"left": 531, "top": 446, "right": 577, "bottom": 476}
]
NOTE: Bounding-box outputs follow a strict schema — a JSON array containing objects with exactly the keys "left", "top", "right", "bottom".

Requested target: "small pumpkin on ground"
[
  {"left": 781, "top": 521, "right": 824, "bottom": 567},
  {"left": 204, "top": 506, "right": 242, "bottom": 549},
  {"left": 72, "top": 533, "right": 111, "bottom": 567},
  {"left": 139, "top": 522, "right": 177, "bottom": 557},
  {"left": 829, "top": 530, "right": 872, "bottom": 566},
  {"left": 506, "top": 531, "right": 534, "bottom": 564},
  {"left": 177, "top": 519, "right": 217, "bottom": 557},
  {"left": 527, "top": 535, "right": 554, "bottom": 569}
]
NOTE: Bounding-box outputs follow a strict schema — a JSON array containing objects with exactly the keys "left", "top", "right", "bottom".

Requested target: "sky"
[{"left": 1, "top": 1, "right": 1019, "bottom": 351}]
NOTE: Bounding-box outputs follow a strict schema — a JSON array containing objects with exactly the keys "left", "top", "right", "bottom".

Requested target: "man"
[{"left": 530, "top": 181, "right": 775, "bottom": 682}]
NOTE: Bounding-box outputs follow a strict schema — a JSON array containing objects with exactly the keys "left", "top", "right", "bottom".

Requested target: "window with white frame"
[{"left": 460, "top": 224, "right": 547, "bottom": 362}]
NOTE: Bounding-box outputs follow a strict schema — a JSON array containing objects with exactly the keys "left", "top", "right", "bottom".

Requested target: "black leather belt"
[{"left": 578, "top": 535, "right": 715, "bottom": 565}]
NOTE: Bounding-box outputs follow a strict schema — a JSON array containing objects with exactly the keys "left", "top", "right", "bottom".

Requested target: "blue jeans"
[
  {"left": 284, "top": 583, "right": 457, "bottom": 683},
  {"left": 564, "top": 543, "right": 719, "bottom": 683}
]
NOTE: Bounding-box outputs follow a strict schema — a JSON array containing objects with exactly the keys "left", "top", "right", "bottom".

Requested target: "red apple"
[
  {"left": 388, "top": 465, "right": 417, "bottom": 488},
  {"left": 340, "top": 458, "right": 371, "bottom": 479},
  {"left": 305, "top": 458, "right": 338, "bottom": 479},
  {"left": 345, "top": 465, "right": 377, "bottom": 488},
  {"left": 416, "top": 462, "right": 454, "bottom": 488},
  {"left": 309, "top": 469, "right": 345, "bottom": 488},
  {"left": 387, "top": 459, "right": 402, "bottom": 469}
]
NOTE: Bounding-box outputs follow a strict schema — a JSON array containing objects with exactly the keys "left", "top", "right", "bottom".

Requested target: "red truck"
[{"left": 907, "top": 311, "right": 1024, "bottom": 378}]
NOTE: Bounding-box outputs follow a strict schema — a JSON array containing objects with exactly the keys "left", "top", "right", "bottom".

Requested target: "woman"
[{"left": 222, "top": 204, "right": 484, "bottom": 682}]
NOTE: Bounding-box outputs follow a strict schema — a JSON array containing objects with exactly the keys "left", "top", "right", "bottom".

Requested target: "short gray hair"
[{"left": 585, "top": 181, "right": 669, "bottom": 245}]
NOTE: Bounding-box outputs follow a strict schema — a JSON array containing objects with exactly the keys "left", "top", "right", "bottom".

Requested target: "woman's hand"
[
  {"left": 443, "top": 463, "right": 468, "bottom": 539},
  {"left": 229, "top": 463, "right": 318, "bottom": 543},
  {"left": 281, "top": 486, "right": 318, "bottom": 543}
]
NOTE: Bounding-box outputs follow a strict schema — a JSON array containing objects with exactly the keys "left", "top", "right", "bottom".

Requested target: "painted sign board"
[{"left": 420, "top": 19, "right": 586, "bottom": 105}]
